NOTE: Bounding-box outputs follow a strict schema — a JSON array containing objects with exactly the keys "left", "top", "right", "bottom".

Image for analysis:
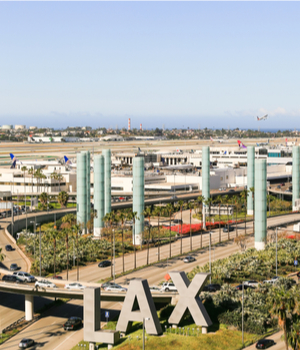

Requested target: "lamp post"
[
  {"left": 242, "top": 281, "right": 244, "bottom": 347},
  {"left": 142, "top": 317, "right": 150, "bottom": 350},
  {"left": 39, "top": 224, "right": 41, "bottom": 277},
  {"left": 113, "top": 229, "right": 116, "bottom": 284},
  {"left": 209, "top": 231, "right": 212, "bottom": 284}
]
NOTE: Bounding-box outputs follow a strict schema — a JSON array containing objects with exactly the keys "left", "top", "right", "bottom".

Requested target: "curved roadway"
[{"left": 1, "top": 212, "right": 300, "bottom": 349}]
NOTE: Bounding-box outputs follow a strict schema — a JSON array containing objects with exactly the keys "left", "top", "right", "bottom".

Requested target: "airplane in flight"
[
  {"left": 237, "top": 140, "right": 247, "bottom": 149},
  {"left": 10, "top": 153, "right": 62, "bottom": 169},
  {"left": 257, "top": 114, "right": 268, "bottom": 121}
]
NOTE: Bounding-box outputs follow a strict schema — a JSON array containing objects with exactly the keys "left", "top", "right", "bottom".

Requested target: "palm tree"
[
  {"left": 103, "top": 211, "right": 117, "bottom": 277},
  {"left": 117, "top": 211, "right": 126, "bottom": 273},
  {"left": 61, "top": 213, "right": 76, "bottom": 227},
  {"left": 232, "top": 195, "right": 240, "bottom": 238},
  {"left": 153, "top": 206, "right": 162, "bottom": 261},
  {"left": 143, "top": 206, "right": 152, "bottom": 266},
  {"left": 61, "top": 228, "right": 70, "bottom": 280},
  {"left": 21, "top": 166, "right": 27, "bottom": 211},
  {"left": 46, "top": 228, "right": 60, "bottom": 276},
  {"left": 165, "top": 203, "right": 174, "bottom": 258},
  {"left": 221, "top": 195, "right": 230, "bottom": 240},
  {"left": 126, "top": 211, "right": 139, "bottom": 270},
  {"left": 39, "top": 192, "right": 48, "bottom": 210},
  {"left": 268, "top": 286, "right": 294, "bottom": 350},
  {"left": 240, "top": 189, "right": 248, "bottom": 236},
  {"left": 216, "top": 195, "right": 223, "bottom": 243},
  {"left": 197, "top": 195, "right": 205, "bottom": 230},
  {"left": 187, "top": 202, "right": 193, "bottom": 251},
  {"left": 58, "top": 191, "right": 69, "bottom": 208},
  {"left": 176, "top": 200, "right": 184, "bottom": 255}
]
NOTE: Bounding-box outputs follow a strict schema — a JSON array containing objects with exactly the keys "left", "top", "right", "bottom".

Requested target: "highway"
[{"left": 1, "top": 213, "right": 300, "bottom": 349}]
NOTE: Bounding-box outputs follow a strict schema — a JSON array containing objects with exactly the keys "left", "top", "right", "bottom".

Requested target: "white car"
[
  {"left": 244, "top": 280, "right": 259, "bottom": 287},
  {"left": 35, "top": 280, "right": 57, "bottom": 289},
  {"left": 64, "top": 283, "right": 85, "bottom": 290},
  {"left": 160, "top": 282, "right": 177, "bottom": 292},
  {"left": 150, "top": 286, "right": 161, "bottom": 292},
  {"left": 263, "top": 276, "right": 279, "bottom": 284},
  {"left": 104, "top": 284, "right": 127, "bottom": 292},
  {"left": 13, "top": 271, "right": 36, "bottom": 283}
]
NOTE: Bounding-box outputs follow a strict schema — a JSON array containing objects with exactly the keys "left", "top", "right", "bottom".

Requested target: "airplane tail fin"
[
  {"left": 10, "top": 153, "right": 17, "bottom": 168},
  {"left": 257, "top": 117, "right": 259, "bottom": 120},
  {"left": 210, "top": 136, "right": 214, "bottom": 142},
  {"left": 64, "top": 156, "right": 71, "bottom": 164}
]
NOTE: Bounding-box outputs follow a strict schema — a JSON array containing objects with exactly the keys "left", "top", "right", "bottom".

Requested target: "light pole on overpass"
[{"left": 30, "top": 219, "right": 41, "bottom": 276}]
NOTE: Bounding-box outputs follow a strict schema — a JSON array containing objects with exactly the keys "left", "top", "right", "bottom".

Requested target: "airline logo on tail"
[
  {"left": 64, "top": 156, "right": 72, "bottom": 165},
  {"left": 237, "top": 140, "right": 247, "bottom": 149},
  {"left": 210, "top": 136, "right": 214, "bottom": 142}
]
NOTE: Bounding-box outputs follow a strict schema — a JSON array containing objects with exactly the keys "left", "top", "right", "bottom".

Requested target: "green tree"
[
  {"left": 103, "top": 211, "right": 117, "bottom": 277},
  {"left": 39, "top": 192, "right": 48, "bottom": 210},
  {"left": 176, "top": 200, "right": 184, "bottom": 255},
  {"left": 46, "top": 228, "right": 60, "bottom": 277},
  {"left": 58, "top": 191, "right": 69, "bottom": 208},
  {"left": 153, "top": 206, "right": 163, "bottom": 261}
]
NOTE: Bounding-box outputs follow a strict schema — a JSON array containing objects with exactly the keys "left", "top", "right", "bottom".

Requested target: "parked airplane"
[
  {"left": 64, "top": 156, "right": 94, "bottom": 170},
  {"left": 237, "top": 140, "right": 247, "bottom": 149},
  {"left": 210, "top": 137, "right": 225, "bottom": 143},
  {"left": 257, "top": 114, "right": 268, "bottom": 121},
  {"left": 10, "top": 153, "right": 62, "bottom": 169},
  {"left": 256, "top": 139, "right": 269, "bottom": 146}
]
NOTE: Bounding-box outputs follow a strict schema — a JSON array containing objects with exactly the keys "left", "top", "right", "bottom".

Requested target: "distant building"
[
  {"left": 15, "top": 125, "right": 26, "bottom": 130},
  {"left": 29, "top": 126, "right": 37, "bottom": 130},
  {"left": 1, "top": 125, "right": 13, "bottom": 130}
]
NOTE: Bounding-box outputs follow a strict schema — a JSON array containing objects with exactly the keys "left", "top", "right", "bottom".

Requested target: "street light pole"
[
  {"left": 113, "top": 229, "right": 116, "bottom": 284},
  {"left": 242, "top": 281, "right": 244, "bottom": 347},
  {"left": 39, "top": 224, "right": 41, "bottom": 277},
  {"left": 209, "top": 232, "right": 212, "bottom": 284},
  {"left": 276, "top": 227, "right": 278, "bottom": 276},
  {"left": 143, "top": 317, "right": 150, "bottom": 350}
]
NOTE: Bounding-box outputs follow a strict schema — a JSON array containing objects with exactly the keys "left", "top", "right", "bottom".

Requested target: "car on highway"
[
  {"left": 5, "top": 244, "right": 13, "bottom": 251},
  {"left": 10, "top": 263, "right": 19, "bottom": 271},
  {"left": 173, "top": 219, "right": 183, "bottom": 224},
  {"left": 202, "top": 283, "right": 221, "bottom": 292},
  {"left": 244, "top": 280, "right": 259, "bottom": 288},
  {"left": 2, "top": 275, "right": 24, "bottom": 283},
  {"left": 228, "top": 189, "right": 235, "bottom": 193},
  {"left": 255, "top": 338, "right": 275, "bottom": 349},
  {"left": 276, "top": 185, "right": 281, "bottom": 189},
  {"left": 63, "top": 316, "right": 83, "bottom": 331},
  {"left": 263, "top": 276, "right": 279, "bottom": 284},
  {"left": 52, "top": 275, "right": 63, "bottom": 280},
  {"left": 64, "top": 283, "right": 85, "bottom": 290},
  {"left": 149, "top": 286, "right": 161, "bottom": 292},
  {"left": 101, "top": 281, "right": 116, "bottom": 290},
  {"left": 18, "top": 338, "right": 35, "bottom": 348},
  {"left": 98, "top": 260, "right": 112, "bottom": 268},
  {"left": 183, "top": 256, "right": 196, "bottom": 263},
  {"left": 104, "top": 284, "right": 127, "bottom": 292},
  {"left": 35, "top": 280, "right": 57, "bottom": 289},
  {"left": 223, "top": 226, "right": 234, "bottom": 232},
  {"left": 13, "top": 271, "right": 36, "bottom": 283},
  {"left": 160, "top": 282, "right": 177, "bottom": 292}
]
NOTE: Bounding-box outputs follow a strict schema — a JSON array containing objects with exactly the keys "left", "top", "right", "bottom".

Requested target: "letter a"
[
  {"left": 168, "top": 271, "right": 212, "bottom": 327},
  {"left": 116, "top": 279, "right": 162, "bottom": 335}
]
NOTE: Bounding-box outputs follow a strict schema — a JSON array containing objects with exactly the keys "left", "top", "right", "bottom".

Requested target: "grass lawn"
[{"left": 71, "top": 325, "right": 260, "bottom": 350}]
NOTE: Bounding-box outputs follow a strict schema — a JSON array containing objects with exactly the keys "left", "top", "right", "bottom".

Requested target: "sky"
[{"left": 0, "top": 2, "right": 300, "bottom": 130}]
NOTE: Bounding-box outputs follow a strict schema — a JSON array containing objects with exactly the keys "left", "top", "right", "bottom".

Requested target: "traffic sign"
[{"left": 105, "top": 311, "right": 110, "bottom": 318}]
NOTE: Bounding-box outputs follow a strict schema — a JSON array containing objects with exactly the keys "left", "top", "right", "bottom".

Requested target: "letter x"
[{"left": 168, "top": 271, "right": 212, "bottom": 327}]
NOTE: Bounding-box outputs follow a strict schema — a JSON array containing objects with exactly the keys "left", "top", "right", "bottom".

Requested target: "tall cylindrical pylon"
[
  {"left": 93, "top": 155, "right": 105, "bottom": 237},
  {"left": 292, "top": 146, "right": 300, "bottom": 211},
  {"left": 103, "top": 149, "right": 111, "bottom": 215},
  {"left": 85, "top": 151, "right": 91, "bottom": 229},
  {"left": 77, "top": 152, "right": 87, "bottom": 233},
  {"left": 133, "top": 157, "right": 144, "bottom": 245},
  {"left": 247, "top": 146, "right": 255, "bottom": 215},
  {"left": 202, "top": 146, "right": 210, "bottom": 230},
  {"left": 254, "top": 159, "right": 267, "bottom": 250}
]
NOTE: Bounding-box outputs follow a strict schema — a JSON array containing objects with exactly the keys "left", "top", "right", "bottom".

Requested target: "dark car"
[
  {"left": 10, "top": 263, "right": 19, "bottom": 271},
  {"left": 223, "top": 226, "right": 235, "bottom": 232},
  {"left": 228, "top": 189, "right": 235, "bottom": 193},
  {"left": 52, "top": 275, "right": 63, "bottom": 280},
  {"left": 183, "top": 256, "right": 196, "bottom": 263},
  {"left": 235, "top": 284, "right": 254, "bottom": 291},
  {"left": 296, "top": 271, "right": 300, "bottom": 278},
  {"left": 256, "top": 338, "right": 275, "bottom": 349},
  {"left": 173, "top": 219, "right": 183, "bottom": 224},
  {"left": 18, "top": 338, "right": 35, "bottom": 348},
  {"left": 203, "top": 283, "right": 221, "bottom": 292},
  {"left": 2, "top": 275, "right": 23, "bottom": 283},
  {"left": 63, "top": 316, "right": 83, "bottom": 331},
  {"left": 98, "top": 260, "right": 112, "bottom": 268},
  {"left": 5, "top": 244, "right": 13, "bottom": 251}
]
